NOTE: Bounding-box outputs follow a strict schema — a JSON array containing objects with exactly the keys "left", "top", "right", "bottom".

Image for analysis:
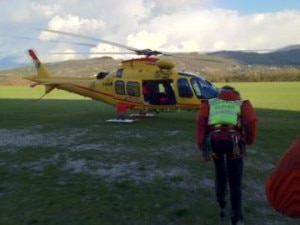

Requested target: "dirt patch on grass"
[
  {"left": 0, "top": 126, "right": 87, "bottom": 151},
  {"left": 0, "top": 126, "right": 196, "bottom": 185},
  {"left": 0, "top": 126, "right": 296, "bottom": 224}
]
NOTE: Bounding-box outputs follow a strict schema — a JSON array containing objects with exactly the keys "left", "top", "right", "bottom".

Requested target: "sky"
[{"left": 1, "top": 0, "right": 300, "bottom": 69}]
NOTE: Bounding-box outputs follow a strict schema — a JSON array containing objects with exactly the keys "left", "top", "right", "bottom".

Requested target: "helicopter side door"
[{"left": 142, "top": 80, "right": 176, "bottom": 105}]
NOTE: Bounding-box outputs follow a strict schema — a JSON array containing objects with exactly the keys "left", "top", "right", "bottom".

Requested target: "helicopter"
[{"left": 24, "top": 29, "right": 219, "bottom": 122}]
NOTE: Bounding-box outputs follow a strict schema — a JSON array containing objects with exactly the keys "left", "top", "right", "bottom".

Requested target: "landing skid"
[
  {"left": 105, "top": 118, "right": 137, "bottom": 123},
  {"left": 129, "top": 113, "right": 155, "bottom": 118}
]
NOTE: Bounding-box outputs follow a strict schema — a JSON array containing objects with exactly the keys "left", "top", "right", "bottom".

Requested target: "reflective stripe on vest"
[{"left": 208, "top": 98, "right": 242, "bottom": 126}]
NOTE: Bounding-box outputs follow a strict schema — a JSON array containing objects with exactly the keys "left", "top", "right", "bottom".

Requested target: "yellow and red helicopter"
[{"left": 25, "top": 29, "right": 219, "bottom": 122}]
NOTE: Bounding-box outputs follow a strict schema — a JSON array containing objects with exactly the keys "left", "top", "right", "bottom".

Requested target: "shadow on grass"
[
  {"left": 1, "top": 98, "right": 299, "bottom": 135},
  {"left": 0, "top": 98, "right": 114, "bottom": 127}
]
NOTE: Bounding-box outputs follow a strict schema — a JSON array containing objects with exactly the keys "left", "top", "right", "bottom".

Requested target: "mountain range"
[
  {"left": 1, "top": 44, "right": 300, "bottom": 85},
  {"left": 209, "top": 44, "right": 300, "bottom": 66},
  {"left": 1, "top": 44, "right": 300, "bottom": 71}
]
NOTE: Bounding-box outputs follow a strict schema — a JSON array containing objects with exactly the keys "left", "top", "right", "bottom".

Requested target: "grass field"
[{"left": 0, "top": 82, "right": 300, "bottom": 225}]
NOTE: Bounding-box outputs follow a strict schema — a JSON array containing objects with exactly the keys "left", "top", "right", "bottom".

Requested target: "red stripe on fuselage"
[
  {"left": 51, "top": 83, "right": 200, "bottom": 108},
  {"left": 57, "top": 83, "right": 114, "bottom": 98}
]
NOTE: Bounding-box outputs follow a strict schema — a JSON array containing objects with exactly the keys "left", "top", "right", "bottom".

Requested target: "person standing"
[{"left": 196, "top": 85, "right": 257, "bottom": 225}]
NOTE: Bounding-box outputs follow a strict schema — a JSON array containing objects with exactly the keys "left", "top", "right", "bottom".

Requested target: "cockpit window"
[
  {"left": 177, "top": 78, "right": 193, "bottom": 98},
  {"left": 191, "top": 79, "right": 201, "bottom": 97},
  {"left": 178, "top": 72, "right": 218, "bottom": 99},
  {"left": 191, "top": 77, "right": 218, "bottom": 99}
]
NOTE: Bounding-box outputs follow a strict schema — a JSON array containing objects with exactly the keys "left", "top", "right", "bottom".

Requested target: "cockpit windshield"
[{"left": 179, "top": 72, "right": 218, "bottom": 99}]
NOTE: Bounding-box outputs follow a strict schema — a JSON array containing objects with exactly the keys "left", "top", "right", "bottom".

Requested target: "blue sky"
[
  {"left": 214, "top": 0, "right": 300, "bottom": 14},
  {"left": 1, "top": 0, "right": 300, "bottom": 69}
]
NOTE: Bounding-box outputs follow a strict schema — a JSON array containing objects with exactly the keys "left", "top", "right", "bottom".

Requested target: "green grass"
[
  {"left": 0, "top": 83, "right": 300, "bottom": 225},
  {"left": 0, "top": 86, "right": 86, "bottom": 99},
  {"left": 228, "top": 82, "right": 300, "bottom": 111}
]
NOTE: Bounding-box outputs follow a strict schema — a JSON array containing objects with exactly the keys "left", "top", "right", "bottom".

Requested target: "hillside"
[
  {"left": 1, "top": 48, "right": 300, "bottom": 85},
  {"left": 0, "top": 56, "right": 121, "bottom": 85},
  {"left": 0, "top": 54, "right": 236, "bottom": 85},
  {"left": 210, "top": 45, "right": 300, "bottom": 66}
]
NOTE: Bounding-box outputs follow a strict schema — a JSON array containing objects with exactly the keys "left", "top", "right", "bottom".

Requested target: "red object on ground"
[
  {"left": 116, "top": 104, "right": 129, "bottom": 113},
  {"left": 265, "top": 138, "right": 300, "bottom": 218}
]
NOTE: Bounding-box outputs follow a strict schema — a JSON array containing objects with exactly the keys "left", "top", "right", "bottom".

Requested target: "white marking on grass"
[
  {"left": 245, "top": 158, "right": 275, "bottom": 171},
  {"left": 63, "top": 158, "right": 191, "bottom": 184},
  {"left": 0, "top": 127, "right": 88, "bottom": 151},
  {"left": 19, "top": 153, "right": 61, "bottom": 172},
  {"left": 0, "top": 127, "right": 219, "bottom": 190}
]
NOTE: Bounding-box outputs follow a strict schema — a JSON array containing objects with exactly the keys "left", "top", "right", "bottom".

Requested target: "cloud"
[
  {"left": 1, "top": 0, "right": 300, "bottom": 67},
  {"left": 49, "top": 48, "right": 78, "bottom": 61},
  {"left": 39, "top": 14, "right": 106, "bottom": 40},
  {"left": 31, "top": 2, "right": 60, "bottom": 18},
  {"left": 127, "top": 30, "right": 167, "bottom": 49},
  {"left": 125, "top": 8, "right": 300, "bottom": 52},
  {"left": 234, "top": 10, "right": 300, "bottom": 49},
  {"left": 89, "top": 44, "right": 126, "bottom": 59},
  {"left": 0, "top": 1, "right": 31, "bottom": 23},
  {"left": 150, "top": 0, "right": 213, "bottom": 15}
]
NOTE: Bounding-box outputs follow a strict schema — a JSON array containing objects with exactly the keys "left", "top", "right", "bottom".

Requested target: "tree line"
[{"left": 204, "top": 66, "right": 300, "bottom": 82}]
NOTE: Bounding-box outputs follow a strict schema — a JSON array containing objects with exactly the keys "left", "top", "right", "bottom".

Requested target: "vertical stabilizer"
[{"left": 28, "top": 49, "right": 50, "bottom": 78}]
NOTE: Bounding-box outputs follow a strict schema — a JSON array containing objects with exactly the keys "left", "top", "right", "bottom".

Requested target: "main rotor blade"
[
  {"left": 165, "top": 53, "right": 223, "bottom": 63},
  {"left": 17, "top": 36, "right": 97, "bottom": 47},
  {"left": 50, "top": 52, "right": 134, "bottom": 55},
  {"left": 38, "top": 29, "right": 139, "bottom": 51},
  {"left": 207, "top": 49, "right": 274, "bottom": 53},
  {"left": 50, "top": 52, "right": 221, "bottom": 62}
]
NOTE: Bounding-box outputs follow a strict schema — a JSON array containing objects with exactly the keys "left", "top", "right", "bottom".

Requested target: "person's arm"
[{"left": 241, "top": 100, "right": 257, "bottom": 145}]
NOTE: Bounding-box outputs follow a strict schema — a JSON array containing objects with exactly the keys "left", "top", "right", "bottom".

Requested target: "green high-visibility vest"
[{"left": 208, "top": 98, "right": 242, "bottom": 126}]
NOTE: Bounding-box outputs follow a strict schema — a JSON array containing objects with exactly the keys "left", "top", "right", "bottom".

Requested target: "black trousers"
[{"left": 211, "top": 139, "right": 244, "bottom": 223}]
